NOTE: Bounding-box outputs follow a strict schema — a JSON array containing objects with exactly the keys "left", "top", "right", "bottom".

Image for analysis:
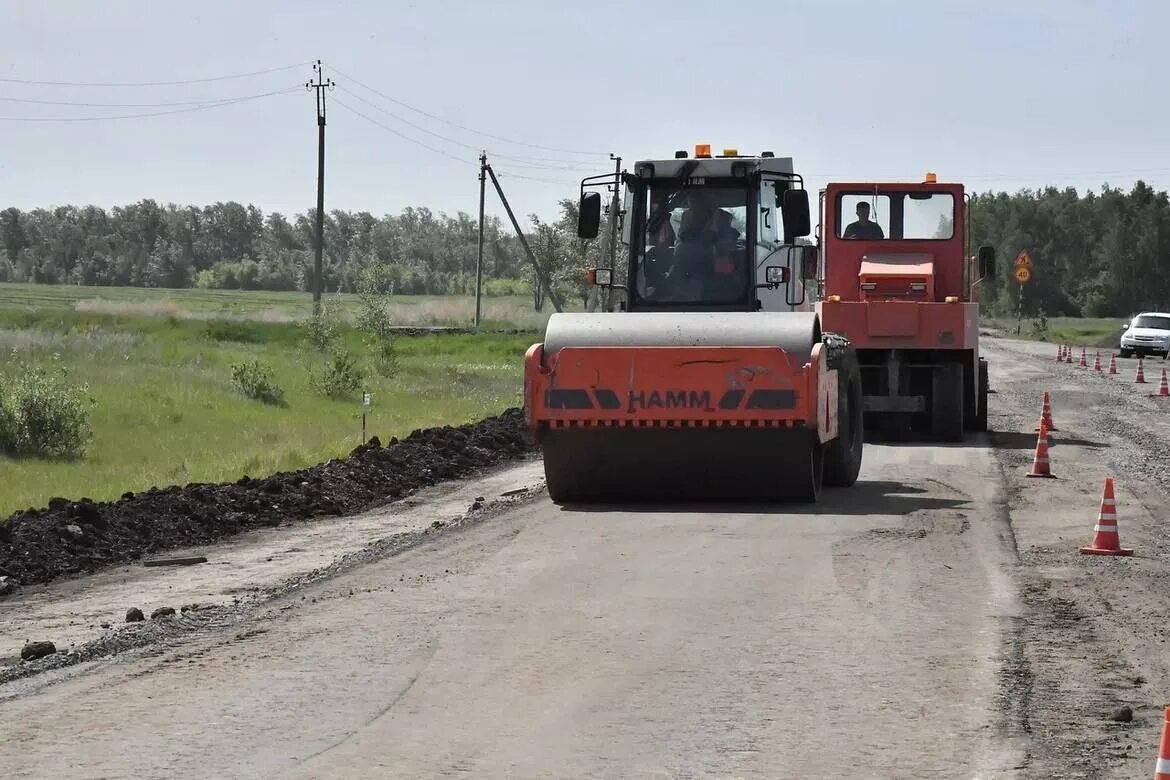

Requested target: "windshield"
[
  {"left": 1132, "top": 315, "right": 1170, "bottom": 330},
  {"left": 836, "top": 191, "right": 955, "bottom": 240},
  {"left": 635, "top": 182, "right": 750, "bottom": 306}
]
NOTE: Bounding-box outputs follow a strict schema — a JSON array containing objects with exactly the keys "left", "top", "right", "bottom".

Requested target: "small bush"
[
  {"left": 0, "top": 363, "right": 93, "bottom": 459},
  {"left": 315, "top": 349, "right": 363, "bottom": 399},
  {"left": 230, "top": 360, "right": 286, "bottom": 406}
]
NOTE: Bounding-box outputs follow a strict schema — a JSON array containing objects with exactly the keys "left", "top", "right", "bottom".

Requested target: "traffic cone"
[
  {"left": 1079, "top": 347, "right": 1088, "bottom": 367},
  {"left": 1154, "top": 707, "right": 1170, "bottom": 779},
  {"left": 1065, "top": 346, "right": 1074, "bottom": 364},
  {"left": 1034, "top": 391, "right": 1058, "bottom": 432},
  {"left": 1137, "top": 358, "right": 1147, "bottom": 384},
  {"left": 1094, "top": 351, "right": 1103, "bottom": 372},
  {"left": 1109, "top": 354, "right": 1118, "bottom": 374},
  {"left": 1026, "top": 427, "right": 1055, "bottom": 478},
  {"left": 1056, "top": 344, "right": 1064, "bottom": 361},
  {"left": 1151, "top": 368, "right": 1170, "bottom": 398},
  {"left": 1079, "top": 477, "right": 1132, "bottom": 555}
]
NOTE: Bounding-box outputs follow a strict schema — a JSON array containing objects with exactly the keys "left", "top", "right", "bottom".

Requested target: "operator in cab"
[{"left": 843, "top": 201, "right": 885, "bottom": 240}]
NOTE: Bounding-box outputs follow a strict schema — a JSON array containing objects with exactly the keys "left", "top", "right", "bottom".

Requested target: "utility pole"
[
  {"left": 484, "top": 163, "right": 563, "bottom": 312},
  {"left": 605, "top": 153, "right": 622, "bottom": 312},
  {"left": 306, "top": 59, "right": 334, "bottom": 314},
  {"left": 475, "top": 151, "right": 487, "bottom": 330}
]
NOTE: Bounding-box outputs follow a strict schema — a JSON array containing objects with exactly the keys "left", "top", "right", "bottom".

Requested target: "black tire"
[
  {"left": 974, "top": 359, "right": 989, "bottom": 432},
  {"left": 823, "top": 341, "right": 863, "bottom": 487},
  {"left": 1120, "top": 348, "right": 1133, "bottom": 358},
  {"left": 931, "top": 361, "right": 965, "bottom": 442}
]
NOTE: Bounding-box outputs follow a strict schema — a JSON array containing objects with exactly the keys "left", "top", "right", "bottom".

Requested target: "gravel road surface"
[{"left": 4, "top": 337, "right": 1170, "bottom": 778}]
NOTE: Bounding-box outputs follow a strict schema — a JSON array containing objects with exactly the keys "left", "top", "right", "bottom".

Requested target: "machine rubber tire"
[
  {"left": 931, "top": 361, "right": 965, "bottom": 442},
  {"left": 788, "top": 429, "right": 825, "bottom": 503},
  {"left": 974, "top": 359, "right": 989, "bottom": 432},
  {"left": 823, "top": 342, "right": 863, "bottom": 487},
  {"left": 1120, "top": 348, "right": 1133, "bottom": 358}
]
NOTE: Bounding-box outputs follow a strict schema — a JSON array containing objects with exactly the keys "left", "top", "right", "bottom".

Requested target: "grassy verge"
[
  {"left": 0, "top": 282, "right": 577, "bottom": 330},
  {"left": 0, "top": 285, "right": 542, "bottom": 518},
  {"left": 983, "top": 316, "right": 1124, "bottom": 348}
]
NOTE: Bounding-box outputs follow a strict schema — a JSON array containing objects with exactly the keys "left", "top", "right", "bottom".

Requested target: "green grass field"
[
  {"left": 0, "top": 283, "right": 569, "bottom": 331},
  {"left": 983, "top": 316, "right": 1125, "bottom": 348},
  {"left": 0, "top": 283, "right": 546, "bottom": 518}
]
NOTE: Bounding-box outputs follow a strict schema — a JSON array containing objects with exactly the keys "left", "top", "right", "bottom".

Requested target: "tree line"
[
  {"left": 0, "top": 199, "right": 610, "bottom": 307},
  {"left": 1, "top": 179, "right": 1167, "bottom": 317},
  {"left": 970, "top": 180, "right": 1170, "bottom": 318}
]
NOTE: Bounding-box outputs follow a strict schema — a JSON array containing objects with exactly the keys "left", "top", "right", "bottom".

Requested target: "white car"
[{"left": 1119, "top": 311, "right": 1170, "bottom": 358}]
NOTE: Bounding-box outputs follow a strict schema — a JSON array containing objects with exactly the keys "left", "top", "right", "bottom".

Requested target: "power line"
[
  {"left": 332, "top": 99, "right": 580, "bottom": 188},
  {"left": 332, "top": 97, "right": 475, "bottom": 165},
  {"left": 0, "top": 62, "right": 310, "bottom": 88},
  {"left": 334, "top": 83, "right": 597, "bottom": 170},
  {"left": 329, "top": 63, "right": 606, "bottom": 158},
  {"left": 0, "top": 87, "right": 302, "bottom": 109},
  {"left": 0, "top": 87, "right": 299, "bottom": 122}
]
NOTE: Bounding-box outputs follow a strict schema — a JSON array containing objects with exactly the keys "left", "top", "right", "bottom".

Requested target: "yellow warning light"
[
  {"left": 827, "top": 295, "right": 842, "bottom": 302},
  {"left": 925, "top": 172, "right": 937, "bottom": 183},
  {"left": 945, "top": 296, "right": 960, "bottom": 303},
  {"left": 695, "top": 144, "right": 712, "bottom": 158},
  {"left": 722, "top": 148, "right": 738, "bottom": 157}
]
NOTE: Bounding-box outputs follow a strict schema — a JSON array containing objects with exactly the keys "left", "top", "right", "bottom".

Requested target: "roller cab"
[{"left": 521, "top": 147, "right": 865, "bottom": 504}]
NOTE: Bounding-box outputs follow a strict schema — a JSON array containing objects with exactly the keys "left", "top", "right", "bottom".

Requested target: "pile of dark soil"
[{"left": 0, "top": 408, "right": 535, "bottom": 596}]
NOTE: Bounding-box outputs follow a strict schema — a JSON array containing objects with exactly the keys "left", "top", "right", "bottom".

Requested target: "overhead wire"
[
  {"left": 0, "top": 88, "right": 302, "bottom": 109},
  {"left": 0, "top": 86, "right": 300, "bottom": 122},
  {"left": 332, "top": 97, "right": 476, "bottom": 166},
  {"left": 0, "top": 62, "right": 311, "bottom": 88},
  {"left": 328, "top": 63, "right": 607, "bottom": 158},
  {"left": 333, "top": 83, "right": 598, "bottom": 170},
  {"left": 332, "top": 97, "right": 580, "bottom": 188}
]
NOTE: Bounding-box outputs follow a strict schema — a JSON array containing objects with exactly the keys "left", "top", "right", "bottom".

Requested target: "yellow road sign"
[
  {"left": 1015, "top": 250, "right": 1032, "bottom": 268},
  {"left": 1015, "top": 266, "right": 1031, "bottom": 284}
]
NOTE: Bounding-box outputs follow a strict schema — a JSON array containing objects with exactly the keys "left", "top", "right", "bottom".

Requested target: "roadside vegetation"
[
  {"left": 983, "top": 315, "right": 1124, "bottom": 349},
  {"left": 0, "top": 282, "right": 537, "bottom": 518}
]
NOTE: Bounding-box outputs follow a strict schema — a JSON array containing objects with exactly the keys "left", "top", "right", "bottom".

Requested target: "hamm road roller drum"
[{"left": 523, "top": 312, "right": 856, "bottom": 504}]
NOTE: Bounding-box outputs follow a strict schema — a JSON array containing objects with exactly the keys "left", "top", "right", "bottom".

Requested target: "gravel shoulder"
[
  {"left": 982, "top": 337, "right": 1170, "bottom": 777},
  {"left": 0, "top": 459, "right": 545, "bottom": 671}
]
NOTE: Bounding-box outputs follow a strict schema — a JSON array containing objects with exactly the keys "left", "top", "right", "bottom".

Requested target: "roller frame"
[{"left": 523, "top": 312, "right": 846, "bottom": 504}]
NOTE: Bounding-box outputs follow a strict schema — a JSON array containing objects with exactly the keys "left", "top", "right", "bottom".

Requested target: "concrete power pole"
[
  {"left": 307, "top": 60, "right": 334, "bottom": 315},
  {"left": 475, "top": 151, "right": 486, "bottom": 330}
]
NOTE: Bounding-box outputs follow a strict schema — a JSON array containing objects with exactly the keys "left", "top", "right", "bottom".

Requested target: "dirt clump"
[{"left": 0, "top": 408, "right": 535, "bottom": 596}]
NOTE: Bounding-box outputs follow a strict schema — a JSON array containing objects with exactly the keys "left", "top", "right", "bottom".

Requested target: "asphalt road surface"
[{"left": 12, "top": 336, "right": 1153, "bottom": 779}]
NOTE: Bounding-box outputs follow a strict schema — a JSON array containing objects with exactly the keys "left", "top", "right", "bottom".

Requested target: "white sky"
[{"left": 0, "top": 0, "right": 1164, "bottom": 227}]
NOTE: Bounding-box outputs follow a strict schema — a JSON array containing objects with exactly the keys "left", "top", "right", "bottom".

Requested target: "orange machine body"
[
  {"left": 523, "top": 343, "right": 838, "bottom": 444},
  {"left": 814, "top": 179, "right": 988, "bottom": 437}
]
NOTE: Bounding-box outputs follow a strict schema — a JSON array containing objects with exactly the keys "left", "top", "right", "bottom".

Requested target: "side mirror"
[
  {"left": 977, "top": 245, "right": 996, "bottom": 278},
  {"left": 781, "top": 189, "right": 811, "bottom": 241},
  {"left": 799, "top": 245, "right": 818, "bottom": 280},
  {"left": 578, "top": 192, "right": 601, "bottom": 239}
]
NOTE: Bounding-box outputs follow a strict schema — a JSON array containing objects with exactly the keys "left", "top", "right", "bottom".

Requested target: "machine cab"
[
  {"left": 818, "top": 177, "right": 996, "bottom": 304},
  {"left": 577, "top": 146, "right": 818, "bottom": 314}
]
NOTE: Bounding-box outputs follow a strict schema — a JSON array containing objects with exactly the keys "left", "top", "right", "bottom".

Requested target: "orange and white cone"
[
  {"left": 1154, "top": 707, "right": 1170, "bottom": 779},
  {"left": 1109, "top": 354, "right": 1118, "bottom": 374},
  {"left": 1152, "top": 368, "right": 1170, "bottom": 398},
  {"left": 1034, "top": 391, "right": 1058, "bottom": 432},
  {"left": 1094, "top": 352, "right": 1103, "bottom": 371},
  {"left": 1079, "top": 347, "right": 1088, "bottom": 367},
  {"left": 1137, "top": 358, "right": 1147, "bottom": 384},
  {"left": 1056, "top": 344, "right": 1064, "bottom": 361},
  {"left": 1066, "top": 346, "right": 1074, "bottom": 364},
  {"left": 1026, "top": 428, "right": 1055, "bottom": 478},
  {"left": 1079, "top": 477, "right": 1133, "bottom": 555}
]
